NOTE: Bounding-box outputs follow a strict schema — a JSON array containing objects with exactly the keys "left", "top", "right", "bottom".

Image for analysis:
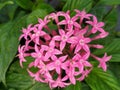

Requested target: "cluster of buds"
[{"left": 18, "top": 9, "right": 112, "bottom": 88}]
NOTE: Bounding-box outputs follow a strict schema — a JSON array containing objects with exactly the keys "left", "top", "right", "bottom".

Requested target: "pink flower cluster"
[{"left": 18, "top": 9, "right": 112, "bottom": 88}]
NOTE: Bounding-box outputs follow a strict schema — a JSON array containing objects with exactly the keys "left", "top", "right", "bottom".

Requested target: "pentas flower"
[
  {"left": 86, "top": 16, "right": 105, "bottom": 33},
  {"left": 18, "top": 9, "right": 112, "bottom": 89},
  {"left": 53, "top": 29, "right": 76, "bottom": 51}
]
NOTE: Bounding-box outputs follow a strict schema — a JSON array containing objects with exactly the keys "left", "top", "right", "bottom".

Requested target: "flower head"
[{"left": 18, "top": 9, "right": 111, "bottom": 89}]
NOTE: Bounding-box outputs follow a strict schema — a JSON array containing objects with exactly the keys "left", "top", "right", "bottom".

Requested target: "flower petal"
[
  {"left": 60, "top": 41, "right": 66, "bottom": 51},
  {"left": 44, "top": 52, "right": 51, "bottom": 60},
  {"left": 59, "top": 55, "right": 68, "bottom": 62},
  {"left": 53, "top": 36, "right": 61, "bottom": 41},
  {"left": 58, "top": 20, "right": 67, "bottom": 25},
  {"left": 67, "top": 37, "right": 78, "bottom": 44},
  {"left": 59, "top": 29, "right": 65, "bottom": 35},
  {"left": 74, "top": 45, "right": 81, "bottom": 53}
]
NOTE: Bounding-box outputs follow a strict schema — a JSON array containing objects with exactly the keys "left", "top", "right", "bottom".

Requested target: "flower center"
[
  {"left": 79, "top": 39, "right": 84, "bottom": 45},
  {"left": 62, "top": 35, "right": 67, "bottom": 41},
  {"left": 36, "top": 31, "right": 40, "bottom": 36},
  {"left": 56, "top": 60, "right": 60, "bottom": 65},
  {"left": 49, "top": 48, "right": 53, "bottom": 52},
  {"left": 68, "top": 20, "right": 73, "bottom": 24},
  {"left": 38, "top": 53, "right": 42, "bottom": 58}
]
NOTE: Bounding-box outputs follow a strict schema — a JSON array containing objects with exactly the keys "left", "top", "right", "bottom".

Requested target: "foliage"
[{"left": 0, "top": 0, "right": 120, "bottom": 90}]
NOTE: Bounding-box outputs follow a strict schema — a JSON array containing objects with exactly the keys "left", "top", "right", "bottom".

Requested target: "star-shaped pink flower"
[
  {"left": 19, "top": 24, "right": 33, "bottom": 40},
  {"left": 73, "top": 54, "right": 92, "bottom": 73},
  {"left": 58, "top": 13, "right": 80, "bottom": 30},
  {"left": 53, "top": 29, "right": 76, "bottom": 51},
  {"left": 18, "top": 45, "right": 30, "bottom": 67},
  {"left": 91, "top": 53, "right": 112, "bottom": 71},
  {"left": 75, "top": 9, "right": 92, "bottom": 23},
  {"left": 86, "top": 16, "right": 105, "bottom": 33},
  {"left": 31, "top": 44, "right": 44, "bottom": 66},
  {"left": 74, "top": 35, "right": 91, "bottom": 53},
  {"left": 41, "top": 42, "right": 62, "bottom": 60},
  {"left": 47, "top": 55, "right": 67, "bottom": 74},
  {"left": 31, "top": 27, "right": 46, "bottom": 44},
  {"left": 50, "top": 76, "right": 70, "bottom": 88},
  {"left": 62, "top": 60, "right": 77, "bottom": 84}
]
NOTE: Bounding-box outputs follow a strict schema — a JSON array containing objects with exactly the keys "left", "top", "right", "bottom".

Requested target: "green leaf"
[
  {"left": 89, "top": 4, "right": 107, "bottom": 21},
  {"left": 85, "top": 68, "right": 120, "bottom": 90},
  {"left": 27, "top": 9, "right": 47, "bottom": 25},
  {"left": 7, "top": 3, "right": 18, "bottom": 20},
  {"left": 6, "top": 73, "right": 33, "bottom": 90},
  {"left": 0, "top": 0, "right": 14, "bottom": 10},
  {"left": 103, "top": 7, "right": 118, "bottom": 32},
  {"left": 81, "top": 83, "right": 91, "bottom": 90},
  {"left": 32, "top": 3, "right": 55, "bottom": 13},
  {"left": 6, "top": 60, "right": 33, "bottom": 90},
  {"left": 63, "top": 0, "right": 92, "bottom": 12},
  {"left": 93, "top": 39, "right": 120, "bottom": 55},
  {"left": 64, "top": 81, "right": 81, "bottom": 90},
  {"left": 6, "top": 59, "right": 50, "bottom": 90},
  {"left": 109, "top": 63, "right": 120, "bottom": 83},
  {"left": 28, "top": 82, "right": 50, "bottom": 90},
  {"left": 109, "top": 54, "right": 120, "bottom": 62},
  {"left": 0, "top": 15, "right": 27, "bottom": 85},
  {"left": 100, "top": 0, "right": 120, "bottom": 5},
  {"left": 15, "top": 0, "right": 33, "bottom": 10}
]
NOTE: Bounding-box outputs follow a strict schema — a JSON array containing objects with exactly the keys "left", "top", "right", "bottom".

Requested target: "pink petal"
[
  {"left": 97, "top": 22, "right": 104, "bottom": 27},
  {"left": 34, "top": 44, "right": 39, "bottom": 52},
  {"left": 73, "top": 54, "right": 82, "bottom": 61},
  {"left": 59, "top": 55, "right": 68, "bottom": 62},
  {"left": 60, "top": 41, "right": 66, "bottom": 51},
  {"left": 75, "top": 9, "right": 80, "bottom": 13},
  {"left": 84, "top": 38, "right": 91, "bottom": 43},
  {"left": 83, "top": 44, "right": 90, "bottom": 52},
  {"left": 44, "top": 34, "right": 51, "bottom": 40},
  {"left": 62, "top": 76, "right": 68, "bottom": 81},
  {"left": 40, "top": 31, "right": 46, "bottom": 36},
  {"left": 27, "top": 69, "right": 35, "bottom": 77},
  {"left": 67, "top": 37, "right": 78, "bottom": 44},
  {"left": 45, "top": 52, "right": 51, "bottom": 60},
  {"left": 98, "top": 28, "right": 105, "bottom": 33},
  {"left": 86, "top": 21, "right": 93, "bottom": 25},
  {"left": 99, "top": 31, "right": 109, "bottom": 38},
  {"left": 58, "top": 20, "right": 67, "bottom": 25},
  {"left": 56, "top": 67, "right": 61, "bottom": 74},
  {"left": 71, "top": 16, "right": 78, "bottom": 21},
  {"left": 51, "top": 81, "right": 58, "bottom": 88},
  {"left": 75, "top": 45, "right": 81, "bottom": 53},
  {"left": 31, "top": 53, "right": 37, "bottom": 58},
  {"left": 47, "top": 63, "right": 55, "bottom": 70},
  {"left": 74, "top": 22, "right": 81, "bottom": 28},
  {"left": 105, "top": 55, "right": 112, "bottom": 62},
  {"left": 53, "top": 36, "right": 61, "bottom": 41},
  {"left": 49, "top": 40, "right": 55, "bottom": 48},
  {"left": 70, "top": 76, "right": 76, "bottom": 84},
  {"left": 78, "top": 63, "right": 84, "bottom": 73},
  {"left": 99, "top": 62, "right": 107, "bottom": 71},
  {"left": 93, "top": 16, "right": 98, "bottom": 24},
  {"left": 54, "top": 49, "right": 62, "bottom": 55},
  {"left": 91, "top": 28, "right": 97, "bottom": 33},
  {"left": 59, "top": 29, "right": 65, "bottom": 35},
  {"left": 41, "top": 45, "right": 49, "bottom": 51},
  {"left": 51, "top": 55, "right": 57, "bottom": 61},
  {"left": 84, "top": 61, "right": 92, "bottom": 67},
  {"left": 66, "top": 30, "right": 74, "bottom": 37},
  {"left": 82, "top": 52, "right": 90, "bottom": 60},
  {"left": 35, "top": 37, "right": 40, "bottom": 45}
]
